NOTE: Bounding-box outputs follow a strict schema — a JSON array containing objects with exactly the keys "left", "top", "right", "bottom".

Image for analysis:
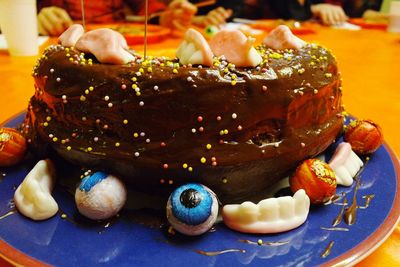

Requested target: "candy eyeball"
[
  {"left": 75, "top": 172, "right": 127, "bottom": 220},
  {"left": 166, "top": 183, "right": 218, "bottom": 236},
  {"left": 204, "top": 25, "right": 219, "bottom": 38}
]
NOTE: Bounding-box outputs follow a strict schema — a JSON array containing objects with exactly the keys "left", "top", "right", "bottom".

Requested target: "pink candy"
[
  {"left": 263, "top": 25, "right": 306, "bottom": 50},
  {"left": 58, "top": 24, "right": 134, "bottom": 65},
  {"left": 75, "top": 28, "right": 134, "bottom": 65},
  {"left": 209, "top": 29, "right": 262, "bottom": 67},
  {"left": 58, "top": 24, "right": 84, "bottom": 47}
]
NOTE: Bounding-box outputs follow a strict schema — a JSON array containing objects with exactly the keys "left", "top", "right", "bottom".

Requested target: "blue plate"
[{"left": 1, "top": 113, "right": 399, "bottom": 267}]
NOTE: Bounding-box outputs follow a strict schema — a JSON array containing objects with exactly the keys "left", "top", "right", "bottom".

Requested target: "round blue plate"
[{"left": 1, "top": 113, "right": 399, "bottom": 267}]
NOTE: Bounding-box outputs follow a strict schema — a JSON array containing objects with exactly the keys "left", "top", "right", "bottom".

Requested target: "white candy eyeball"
[
  {"left": 75, "top": 172, "right": 127, "bottom": 220},
  {"left": 166, "top": 183, "right": 219, "bottom": 236}
]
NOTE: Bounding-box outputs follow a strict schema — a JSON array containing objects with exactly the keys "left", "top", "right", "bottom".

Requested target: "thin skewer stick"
[
  {"left": 144, "top": 0, "right": 148, "bottom": 60},
  {"left": 81, "top": 0, "right": 86, "bottom": 31}
]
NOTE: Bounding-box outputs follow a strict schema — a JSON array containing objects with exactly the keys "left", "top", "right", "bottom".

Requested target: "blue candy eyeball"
[
  {"left": 166, "top": 183, "right": 219, "bottom": 236},
  {"left": 75, "top": 171, "right": 127, "bottom": 220}
]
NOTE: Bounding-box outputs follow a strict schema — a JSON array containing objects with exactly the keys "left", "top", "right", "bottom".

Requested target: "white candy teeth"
[
  {"left": 14, "top": 159, "right": 59, "bottom": 221},
  {"left": 176, "top": 28, "right": 213, "bottom": 66},
  {"left": 329, "top": 142, "right": 364, "bottom": 186},
  {"left": 222, "top": 189, "right": 310, "bottom": 234},
  {"left": 245, "top": 36, "right": 263, "bottom": 67}
]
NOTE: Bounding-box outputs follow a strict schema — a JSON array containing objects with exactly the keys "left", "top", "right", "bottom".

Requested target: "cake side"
[{"left": 23, "top": 43, "right": 343, "bottom": 203}]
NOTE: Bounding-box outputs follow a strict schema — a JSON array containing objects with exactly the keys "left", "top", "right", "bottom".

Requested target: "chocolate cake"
[{"left": 23, "top": 42, "right": 343, "bottom": 203}]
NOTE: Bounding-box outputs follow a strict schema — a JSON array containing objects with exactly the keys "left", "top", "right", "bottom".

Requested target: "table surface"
[{"left": 0, "top": 23, "right": 399, "bottom": 266}]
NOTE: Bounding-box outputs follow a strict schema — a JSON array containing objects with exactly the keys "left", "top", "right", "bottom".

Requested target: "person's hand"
[
  {"left": 311, "top": 4, "right": 348, "bottom": 25},
  {"left": 363, "top": 9, "right": 388, "bottom": 22},
  {"left": 195, "top": 7, "right": 233, "bottom": 27},
  {"left": 38, "top": 6, "right": 73, "bottom": 36},
  {"left": 160, "top": 0, "right": 197, "bottom": 34}
]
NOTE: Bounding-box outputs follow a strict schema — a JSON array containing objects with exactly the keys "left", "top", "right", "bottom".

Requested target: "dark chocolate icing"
[{"left": 23, "top": 43, "right": 343, "bottom": 203}]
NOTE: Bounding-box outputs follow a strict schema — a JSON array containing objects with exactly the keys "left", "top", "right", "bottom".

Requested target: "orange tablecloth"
[{"left": 0, "top": 25, "right": 399, "bottom": 266}]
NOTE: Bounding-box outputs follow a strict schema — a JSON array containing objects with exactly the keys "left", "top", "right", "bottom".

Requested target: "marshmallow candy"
[{"left": 14, "top": 159, "right": 58, "bottom": 220}]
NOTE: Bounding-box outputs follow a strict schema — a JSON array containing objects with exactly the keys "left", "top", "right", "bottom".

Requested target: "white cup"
[
  {"left": 388, "top": 1, "right": 400, "bottom": 33},
  {"left": 0, "top": 0, "right": 38, "bottom": 56}
]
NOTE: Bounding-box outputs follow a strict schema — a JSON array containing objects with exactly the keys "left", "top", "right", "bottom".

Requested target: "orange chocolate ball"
[
  {"left": 344, "top": 120, "right": 383, "bottom": 155},
  {"left": 290, "top": 159, "right": 336, "bottom": 204},
  {"left": 0, "top": 127, "right": 27, "bottom": 167}
]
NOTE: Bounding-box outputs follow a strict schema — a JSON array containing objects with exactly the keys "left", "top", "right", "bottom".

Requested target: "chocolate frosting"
[{"left": 23, "top": 43, "right": 343, "bottom": 203}]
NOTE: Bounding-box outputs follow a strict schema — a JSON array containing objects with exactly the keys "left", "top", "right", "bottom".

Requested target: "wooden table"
[{"left": 0, "top": 25, "right": 399, "bottom": 266}]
